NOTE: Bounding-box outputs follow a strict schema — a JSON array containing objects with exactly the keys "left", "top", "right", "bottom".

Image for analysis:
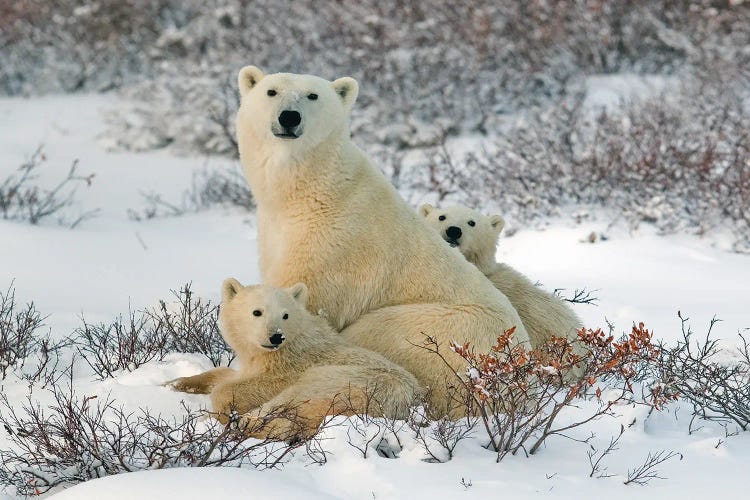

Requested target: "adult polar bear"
[{"left": 235, "top": 66, "right": 529, "bottom": 414}]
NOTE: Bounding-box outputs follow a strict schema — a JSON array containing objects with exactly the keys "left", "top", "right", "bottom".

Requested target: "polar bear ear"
[
  {"left": 331, "top": 77, "right": 359, "bottom": 110},
  {"left": 418, "top": 203, "right": 434, "bottom": 218},
  {"left": 489, "top": 214, "right": 505, "bottom": 233},
  {"left": 222, "top": 278, "right": 243, "bottom": 301},
  {"left": 237, "top": 66, "right": 265, "bottom": 96},
  {"left": 287, "top": 282, "right": 308, "bottom": 306}
]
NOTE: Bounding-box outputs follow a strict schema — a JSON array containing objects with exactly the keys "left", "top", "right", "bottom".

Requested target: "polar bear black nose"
[
  {"left": 278, "top": 110, "right": 301, "bottom": 128},
  {"left": 446, "top": 226, "right": 462, "bottom": 240},
  {"left": 269, "top": 333, "right": 285, "bottom": 345}
]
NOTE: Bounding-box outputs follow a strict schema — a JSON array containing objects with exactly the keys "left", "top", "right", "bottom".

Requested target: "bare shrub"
[
  {"left": 555, "top": 288, "right": 599, "bottom": 306},
  {"left": 7, "top": 1, "right": 749, "bottom": 99},
  {"left": 7, "top": 0, "right": 735, "bottom": 156},
  {"left": 336, "top": 384, "right": 404, "bottom": 459},
  {"left": 0, "top": 282, "right": 50, "bottom": 380},
  {"left": 189, "top": 165, "right": 253, "bottom": 211},
  {"left": 128, "top": 164, "right": 253, "bottom": 221},
  {"left": 407, "top": 405, "right": 476, "bottom": 463},
  {"left": 587, "top": 424, "right": 624, "bottom": 479},
  {"left": 418, "top": 322, "right": 667, "bottom": 462},
  {"left": 75, "top": 309, "right": 169, "bottom": 380},
  {"left": 653, "top": 312, "right": 750, "bottom": 431},
  {"left": 207, "top": 80, "right": 240, "bottom": 157},
  {"left": 0, "top": 0, "right": 181, "bottom": 95},
  {"left": 73, "top": 283, "right": 233, "bottom": 378},
  {"left": 0, "top": 373, "right": 325, "bottom": 496},
  {"left": 624, "top": 450, "right": 682, "bottom": 486},
  {"left": 410, "top": 67, "right": 750, "bottom": 251},
  {"left": 580, "top": 73, "right": 750, "bottom": 250},
  {"left": 148, "top": 283, "right": 234, "bottom": 368},
  {"left": 345, "top": 412, "right": 387, "bottom": 460},
  {"left": 127, "top": 191, "right": 187, "bottom": 220},
  {"left": 0, "top": 147, "right": 97, "bottom": 228}
]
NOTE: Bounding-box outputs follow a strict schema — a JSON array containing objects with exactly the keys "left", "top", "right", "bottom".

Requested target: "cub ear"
[
  {"left": 287, "top": 282, "right": 308, "bottom": 306},
  {"left": 222, "top": 278, "right": 243, "bottom": 301},
  {"left": 419, "top": 203, "right": 434, "bottom": 218},
  {"left": 331, "top": 77, "right": 359, "bottom": 110},
  {"left": 489, "top": 214, "right": 505, "bottom": 233},
  {"left": 238, "top": 66, "right": 265, "bottom": 96}
]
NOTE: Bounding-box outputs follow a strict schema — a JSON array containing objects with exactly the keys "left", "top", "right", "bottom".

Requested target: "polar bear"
[
  {"left": 419, "top": 203, "right": 583, "bottom": 348},
  {"left": 235, "top": 66, "right": 529, "bottom": 415},
  {"left": 167, "top": 279, "right": 421, "bottom": 440}
]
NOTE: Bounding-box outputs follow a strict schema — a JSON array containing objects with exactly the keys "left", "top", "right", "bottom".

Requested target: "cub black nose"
[
  {"left": 269, "top": 333, "right": 285, "bottom": 345},
  {"left": 278, "top": 110, "right": 301, "bottom": 128},
  {"left": 446, "top": 226, "right": 462, "bottom": 240}
]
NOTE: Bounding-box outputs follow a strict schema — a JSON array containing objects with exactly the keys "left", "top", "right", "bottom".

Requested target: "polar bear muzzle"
[
  {"left": 445, "top": 225, "right": 462, "bottom": 247},
  {"left": 273, "top": 109, "right": 303, "bottom": 139},
  {"left": 261, "top": 331, "right": 286, "bottom": 350}
]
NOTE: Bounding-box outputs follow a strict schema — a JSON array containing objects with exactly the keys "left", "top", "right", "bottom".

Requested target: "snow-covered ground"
[{"left": 1, "top": 94, "right": 749, "bottom": 499}]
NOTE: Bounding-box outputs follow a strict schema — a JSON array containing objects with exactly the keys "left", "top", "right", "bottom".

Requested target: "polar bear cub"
[
  {"left": 167, "top": 279, "right": 421, "bottom": 440},
  {"left": 419, "top": 204, "right": 583, "bottom": 348}
]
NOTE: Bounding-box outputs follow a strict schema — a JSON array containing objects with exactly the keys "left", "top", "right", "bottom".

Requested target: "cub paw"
[{"left": 163, "top": 377, "right": 203, "bottom": 394}]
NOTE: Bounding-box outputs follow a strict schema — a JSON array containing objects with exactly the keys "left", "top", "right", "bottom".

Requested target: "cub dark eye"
[
  {"left": 468, "top": 220, "right": 476, "bottom": 227},
  {"left": 282, "top": 313, "right": 289, "bottom": 320},
  {"left": 438, "top": 215, "right": 446, "bottom": 221},
  {"left": 252, "top": 309, "right": 262, "bottom": 317},
  {"left": 267, "top": 89, "right": 277, "bottom": 97},
  {"left": 308, "top": 93, "right": 318, "bottom": 100}
]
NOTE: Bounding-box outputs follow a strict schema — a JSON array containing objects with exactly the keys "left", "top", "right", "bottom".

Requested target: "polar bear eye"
[
  {"left": 438, "top": 215, "right": 446, "bottom": 221},
  {"left": 307, "top": 93, "right": 318, "bottom": 101},
  {"left": 282, "top": 313, "right": 289, "bottom": 320},
  {"left": 252, "top": 309, "right": 262, "bottom": 317},
  {"left": 468, "top": 220, "right": 476, "bottom": 227},
  {"left": 267, "top": 89, "right": 277, "bottom": 97}
]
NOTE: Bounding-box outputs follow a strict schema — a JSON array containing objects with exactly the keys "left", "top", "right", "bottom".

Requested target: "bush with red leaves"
[{"left": 421, "top": 322, "right": 673, "bottom": 461}]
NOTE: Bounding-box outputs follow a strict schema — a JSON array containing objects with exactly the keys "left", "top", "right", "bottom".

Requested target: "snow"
[
  {"left": 1, "top": 94, "right": 749, "bottom": 499},
  {"left": 583, "top": 74, "right": 673, "bottom": 112},
  {"left": 50, "top": 467, "right": 333, "bottom": 500},
  {"left": 500, "top": 224, "right": 750, "bottom": 342}
]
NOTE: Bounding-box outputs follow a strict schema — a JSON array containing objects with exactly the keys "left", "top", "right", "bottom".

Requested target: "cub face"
[
  {"left": 219, "top": 279, "right": 309, "bottom": 356},
  {"left": 419, "top": 203, "right": 505, "bottom": 267},
  {"left": 236, "top": 65, "right": 358, "bottom": 154}
]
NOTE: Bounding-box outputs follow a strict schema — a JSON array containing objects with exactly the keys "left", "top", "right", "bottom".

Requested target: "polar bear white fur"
[
  {"left": 235, "top": 66, "right": 530, "bottom": 415},
  {"left": 419, "top": 203, "right": 583, "bottom": 349},
  {"left": 167, "top": 279, "right": 421, "bottom": 440}
]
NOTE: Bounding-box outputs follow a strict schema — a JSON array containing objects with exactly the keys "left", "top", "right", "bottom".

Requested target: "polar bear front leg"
[
  {"left": 238, "top": 393, "right": 333, "bottom": 442},
  {"left": 237, "top": 367, "right": 369, "bottom": 441},
  {"left": 164, "top": 367, "right": 235, "bottom": 394},
  {"left": 209, "top": 376, "right": 278, "bottom": 425}
]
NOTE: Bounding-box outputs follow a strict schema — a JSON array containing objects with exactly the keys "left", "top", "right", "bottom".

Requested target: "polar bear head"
[
  {"left": 235, "top": 66, "right": 358, "bottom": 158},
  {"left": 219, "top": 278, "right": 309, "bottom": 356},
  {"left": 419, "top": 204, "right": 505, "bottom": 270}
]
